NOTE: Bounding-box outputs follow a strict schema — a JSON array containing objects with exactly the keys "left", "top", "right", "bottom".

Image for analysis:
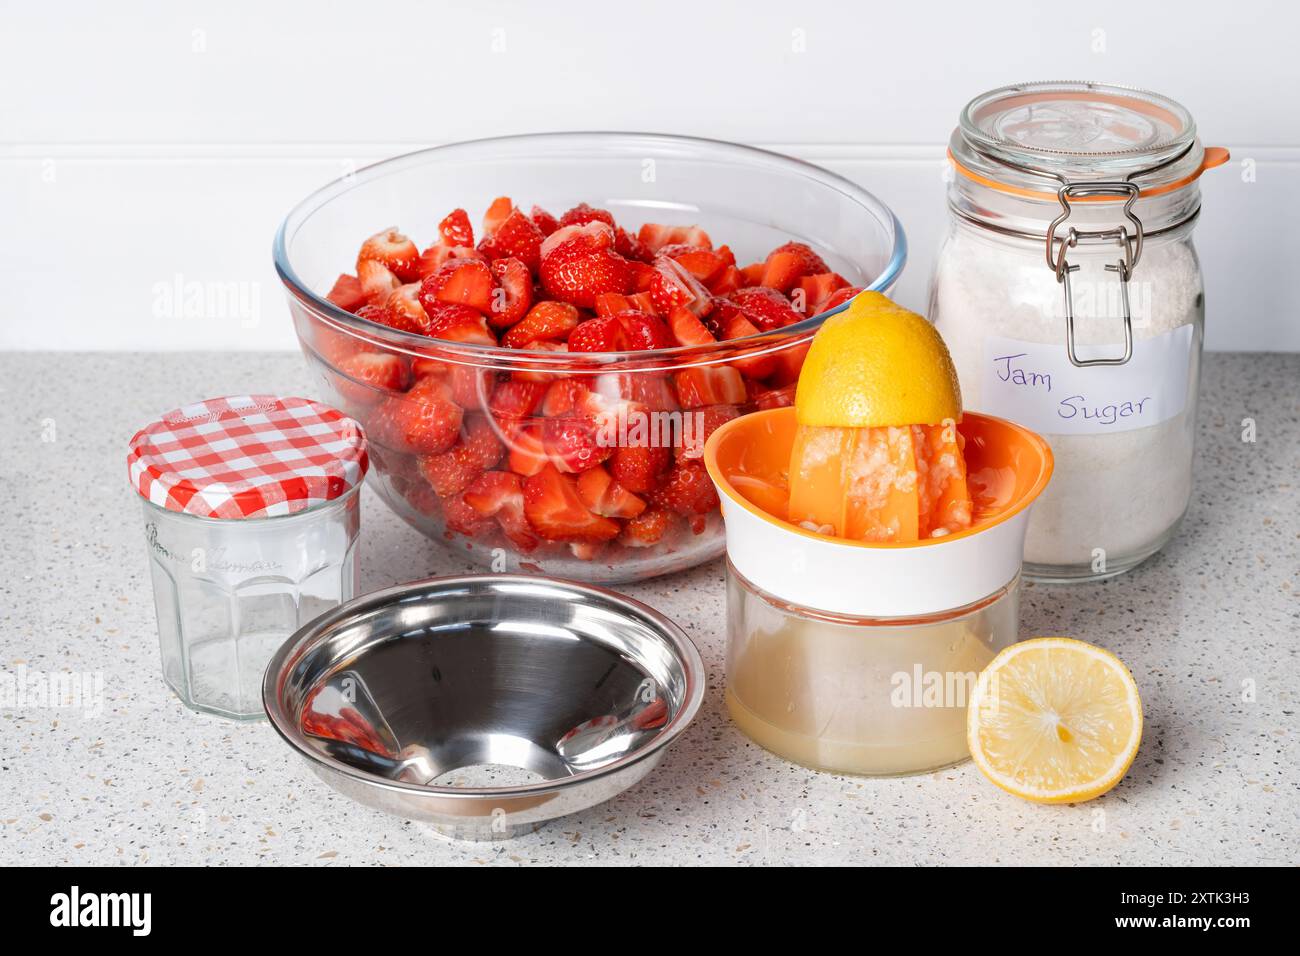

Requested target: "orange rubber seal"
[{"left": 949, "top": 145, "right": 1230, "bottom": 202}]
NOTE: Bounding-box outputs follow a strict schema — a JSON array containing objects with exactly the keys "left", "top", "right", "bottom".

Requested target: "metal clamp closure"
[{"left": 1046, "top": 181, "right": 1141, "bottom": 367}]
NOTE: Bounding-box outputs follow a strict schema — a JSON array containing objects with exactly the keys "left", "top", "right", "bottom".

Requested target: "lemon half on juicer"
[
  {"left": 795, "top": 291, "right": 962, "bottom": 428},
  {"left": 787, "top": 291, "right": 971, "bottom": 543}
]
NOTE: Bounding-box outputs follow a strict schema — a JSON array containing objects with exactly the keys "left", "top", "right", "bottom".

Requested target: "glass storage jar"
[
  {"left": 929, "top": 82, "right": 1228, "bottom": 581},
  {"left": 128, "top": 395, "right": 367, "bottom": 719}
]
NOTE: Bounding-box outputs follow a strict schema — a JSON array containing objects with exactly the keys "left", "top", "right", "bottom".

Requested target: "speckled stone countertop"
[{"left": 1, "top": 352, "right": 1295, "bottom": 866}]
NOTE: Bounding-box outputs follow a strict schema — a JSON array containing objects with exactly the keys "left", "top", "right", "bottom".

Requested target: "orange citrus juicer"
[
  {"left": 702, "top": 293, "right": 1054, "bottom": 777},
  {"left": 703, "top": 291, "right": 1054, "bottom": 618}
]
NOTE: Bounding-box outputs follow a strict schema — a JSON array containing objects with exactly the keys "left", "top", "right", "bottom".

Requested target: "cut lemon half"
[
  {"left": 795, "top": 291, "right": 962, "bottom": 428},
  {"left": 967, "top": 638, "right": 1143, "bottom": 804}
]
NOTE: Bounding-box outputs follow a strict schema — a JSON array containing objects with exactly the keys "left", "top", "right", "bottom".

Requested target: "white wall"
[{"left": 2, "top": 0, "right": 1296, "bottom": 351}]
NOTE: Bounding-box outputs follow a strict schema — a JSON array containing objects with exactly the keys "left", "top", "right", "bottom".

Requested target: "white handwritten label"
[{"left": 980, "top": 325, "right": 1194, "bottom": 436}]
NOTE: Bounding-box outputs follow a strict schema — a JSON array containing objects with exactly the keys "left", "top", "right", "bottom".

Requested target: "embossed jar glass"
[
  {"left": 929, "top": 82, "right": 1228, "bottom": 581},
  {"left": 128, "top": 396, "right": 367, "bottom": 719}
]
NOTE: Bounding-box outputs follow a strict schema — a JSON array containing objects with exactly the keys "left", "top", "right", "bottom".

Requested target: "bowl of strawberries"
[{"left": 274, "top": 133, "right": 905, "bottom": 582}]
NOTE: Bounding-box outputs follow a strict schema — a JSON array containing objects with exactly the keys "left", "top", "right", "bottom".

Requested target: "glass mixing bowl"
[{"left": 274, "top": 132, "right": 905, "bottom": 582}]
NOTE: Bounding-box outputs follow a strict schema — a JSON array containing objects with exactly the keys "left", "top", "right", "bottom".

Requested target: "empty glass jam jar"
[
  {"left": 127, "top": 395, "right": 368, "bottom": 719},
  {"left": 929, "top": 82, "right": 1228, "bottom": 581}
]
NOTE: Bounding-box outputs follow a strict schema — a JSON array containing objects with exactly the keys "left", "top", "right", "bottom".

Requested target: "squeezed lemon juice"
[{"left": 724, "top": 566, "right": 1018, "bottom": 776}]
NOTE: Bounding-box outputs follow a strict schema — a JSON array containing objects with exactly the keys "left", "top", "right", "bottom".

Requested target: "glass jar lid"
[{"left": 951, "top": 81, "right": 1220, "bottom": 197}]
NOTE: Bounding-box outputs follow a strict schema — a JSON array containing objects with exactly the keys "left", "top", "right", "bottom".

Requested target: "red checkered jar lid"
[{"left": 127, "top": 395, "right": 368, "bottom": 519}]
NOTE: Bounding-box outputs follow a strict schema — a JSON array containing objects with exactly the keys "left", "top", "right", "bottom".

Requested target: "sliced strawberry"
[
  {"left": 420, "top": 300, "right": 496, "bottom": 345},
  {"left": 489, "top": 379, "right": 547, "bottom": 424},
  {"left": 559, "top": 202, "right": 615, "bottom": 229},
  {"left": 619, "top": 506, "right": 671, "bottom": 547},
  {"left": 615, "top": 310, "right": 674, "bottom": 350},
  {"left": 611, "top": 372, "right": 679, "bottom": 412},
  {"left": 418, "top": 455, "right": 480, "bottom": 502},
  {"left": 411, "top": 360, "right": 494, "bottom": 411},
  {"left": 440, "top": 491, "right": 491, "bottom": 537},
  {"left": 358, "top": 258, "right": 401, "bottom": 301},
  {"left": 730, "top": 286, "right": 802, "bottom": 331},
  {"left": 572, "top": 380, "right": 646, "bottom": 432},
  {"left": 488, "top": 257, "right": 533, "bottom": 328},
  {"left": 770, "top": 341, "right": 809, "bottom": 386},
  {"left": 563, "top": 311, "right": 664, "bottom": 354},
  {"left": 336, "top": 352, "right": 409, "bottom": 405},
  {"left": 608, "top": 443, "right": 671, "bottom": 494},
  {"left": 593, "top": 292, "right": 634, "bottom": 317},
  {"left": 540, "top": 378, "right": 590, "bottom": 416},
  {"left": 754, "top": 382, "right": 797, "bottom": 410},
  {"left": 821, "top": 285, "right": 863, "bottom": 311},
  {"left": 638, "top": 223, "right": 713, "bottom": 253},
  {"left": 385, "top": 283, "right": 433, "bottom": 335},
  {"left": 759, "top": 241, "right": 829, "bottom": 294},
  {"left": 794, "top": 272, "right": 849, "bottom": 315},
  {"left": 708, "top": 297, "right": 758, "bottom": 338},
  {"left": 650, "top": 460, "right": 719, "bottom": 529},
  {"left": 479, "top": 208, "right": 545, "bottom": 273},
  {"left": 326, "top": 274, "right": 366, "bottom": 312},
  {"left": 739, "top": 262, "right": 765, "bottom": 286},
  {"left": 401, "top": 481, "right": 443, "bottom": 518},
  {"left": 505, "top": 422, "right": 549, "bottom": 476},
  {"left": 629, "top": 260, "right": 658, "bottom": 294},
  {"left": 675, "top": 403, "right": 739, "bottom": 461},
  {"left": 522, "top": 465, "right": 620, "bottom": 543},
  {"left": 667, "top": 305, "right": 716, "bottom": 347},
  {"left": 482, "top": 196, "right": 514, "bottom": 239},
  {"left": 415, "top": 247, "right": 447, "bottom": 281},
  {"left": 355, "top": 301, "right": 423, "bottom": 337},
  {"left": 568, "top": 314, "right": 628, "bottom": 352},
  {"left": 709, "top": 298, "right": 776, "bottom": 378},
  {"left": 674, "top": 366, "right": 747, "bottom": 408},
  {"left": 530, "top": 205, "right": 559, "bottom": 237},
  {"left": 658, "top": 244, "right": 730, "bottom": 286},
  {"left": 614, "top": 227, "right": 652, "bottom": 263},
  {"left": 377, "top": 375, "right": 464, "bottom": 455},
  {"left": 415, "top": 243, "right": 484, "bottom": 280},
  {"left": 357, "top": 228, "right": 421, "bottom": 283},
  {"left": 707, "top": 265, "right": 745, "bottom": 296},
  {"left": 542, "top": 415, "right": 612, "bottom": 474},
  {"left": 568, "top": 541, "right": 605, "bottom": 561},
  {"left": 629, "top": 291, "right": 659, "bottom": 314},
  {"left": 417, "top": 414, "right": 503, "bottom": 496},
  {"left": 576, "top": 466, "right": 646, "bottom": 518},
  {"left": 312, "top": 323, "right": 362, "bottom": 366},
  {"left": 463, "top": 471, "right": 538, "bottom": 552},
  {"left": 447, "top": 365, "right": 493, "bottom": 411},
  {"left": 647, "top": 256, "right": 711, "bottom": 316},
  {"left": 539, "top": 222, "right": 632, "bottom": 307},
  {"left": 511, "top": 340, "right": 570, "bottom": 382},
  {"left": 438, "top": 208, "right": 475, "bottom": 248},
  {"left": 420, "top": 257, "right": 495, "bottom": 313},
  {"left": 504, "top": 301, "right": 581, "bottom": 349}
]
